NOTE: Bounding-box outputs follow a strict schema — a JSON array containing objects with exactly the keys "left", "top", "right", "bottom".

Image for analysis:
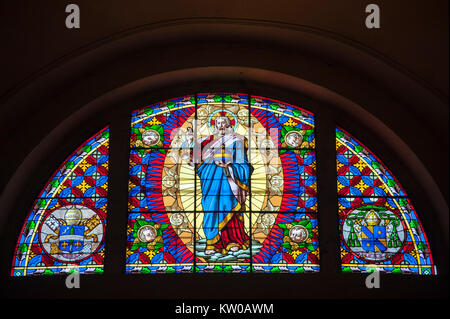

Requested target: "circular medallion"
[
  {"left": 342, "top": 206, "right": 405, "bottom": 261},
  {"left": 162, "top": 175, "right": 177, "bottom": 188},
  {"left": 289, "top": 225, "right": 309, "bottom": 243},
  {"left": 170, "top": 137, "right": 183, "bottom": 149},
  {"left": 39, "top": 205, "right": 104, "bottom": 262},
  {"left": 285, "top": 130, "right": 303, "bottom": 148},
  {"left": 237, "top": 108, "right": 249, "bottom": 123},
  {"left": 170, "top": 213, "right": 184, "bottom": 226},
  {"left": 259, "top": 138, "right": 275, "bottom": 149},
  {"left": 142, "top": 129, "right": 161, "bottom": 146},
  {"left": 137, "top": 225, "right": 157, "bottom": 243},
  {"left": 270, "top": 175, "right": 284, "bottom": 188},
  {"left": 261, "top": 213, "right": 276, "bottom": 226},
  {"left": 197, "top": 108, "right": 209, "bottom": 120}
]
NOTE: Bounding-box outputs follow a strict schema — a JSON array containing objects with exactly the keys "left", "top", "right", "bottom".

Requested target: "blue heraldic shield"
[
  {"left": 59, "top": 225, "right": 85, "bottom": 253},
  {"left": 361, "top": 225, "right": 387, "bottom": 252}
]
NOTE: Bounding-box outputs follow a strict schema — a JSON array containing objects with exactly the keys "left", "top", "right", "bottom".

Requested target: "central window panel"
[{"left": 126, "top": 93, "right": 319, "bottom": 273}]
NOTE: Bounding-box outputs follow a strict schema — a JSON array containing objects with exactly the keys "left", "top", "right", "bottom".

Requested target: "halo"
[{"left": 207, "top": 109, "right": 238, "bottom": 133}]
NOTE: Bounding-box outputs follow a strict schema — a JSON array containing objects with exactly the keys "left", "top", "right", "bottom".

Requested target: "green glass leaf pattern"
[
  {"left": 354, "top": 145, "right": 363, "bottom": 153},
  {"left": 18, "top": 244, "right": 28, "bottom": 253},
  {"left": 270, "top": 266, "right": 280, "bottom": 273},
  {"left": 292, "top": 109, "right": 302, "bottom": 117},
  {"left": 37, "top": 199, "right": 47, "bottom": 207},
  {"left": 83, "top": 145, "right": 91, "bottom": 153},
  {"left": 371, "top": 161, "right": 380, "bottom": 169},
  {"left": 295, "top": 267, "right": 305, "bottom": 273},
  {"left": 66, "top": 161, "right": 74, "bottom": 169},
  {"left": 141, "top": 267, "right": 151, "bottom": 274},
  {"left": 166, "top": 267, "right": 176, "bottom": 273},
  {"left": 26, "top": 221, "right": 36, "bottom": 230},
  {"left": 50, "top": 179, "right": 59, "bottom": 187},
  {"left": 270, "top": 102, "right": 279, "bottom": 110},
  {"left": 102, "top": 130, "right": 109, "bottom": 139},
  {"left": 386, "top": 179, "right": 396, "bottom": 187}
]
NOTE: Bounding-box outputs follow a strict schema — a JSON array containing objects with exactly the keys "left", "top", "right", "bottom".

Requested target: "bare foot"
[
  {"left": 205, "top": 249, "right": 215, "bottom": 255},
  {"left": 230, "top": 246, "right": 239, "bottom": 252}
]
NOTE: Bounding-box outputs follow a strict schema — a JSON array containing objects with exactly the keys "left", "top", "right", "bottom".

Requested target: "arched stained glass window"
[
  {"left": 9, "top": 95, "right": 438, "bottom": 278},
  {"left": 126, "top": 93, "right": 319, "bottom": 273},
  {"left": 336, "top": 127, "right": 436, "bottom": 275},
  {"left": 11, "top": 127, "right": 110, "bottom": 276}
]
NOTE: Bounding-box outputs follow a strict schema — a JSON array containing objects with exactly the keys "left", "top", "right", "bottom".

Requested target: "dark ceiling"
[{"left": 0, "top": 0, "right": 448, "bottom": 99}]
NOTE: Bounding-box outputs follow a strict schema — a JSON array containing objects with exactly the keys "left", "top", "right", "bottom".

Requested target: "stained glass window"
[
  {"left": 336, "top": 127, "right": 436, "bottom": 275},
  {"left": 126, "top": 93, "right": 319, "bottom": 273},
  {"left": 11, "top": 127, "right": 109, "bottom": 276},
  {"left": 11, "top": 95, "right": 437, "bottom": 278}
]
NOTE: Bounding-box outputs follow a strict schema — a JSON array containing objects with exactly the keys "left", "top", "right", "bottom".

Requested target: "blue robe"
[{"left": 196, "top": 133, "right": 253, "bottom": 249}]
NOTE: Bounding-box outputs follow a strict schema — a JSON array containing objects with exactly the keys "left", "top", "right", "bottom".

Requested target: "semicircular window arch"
[
  {"left": 11, "top": 93, "right": 436, "bottom": 277},
  {"left": 11, "top": 127, "right": 110, "bottom": 276},
  {"left": 336, "top": 127, "right": 436, "bottom": 275}
]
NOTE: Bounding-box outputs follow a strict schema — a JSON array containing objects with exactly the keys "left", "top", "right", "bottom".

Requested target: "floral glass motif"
[
  {"left": 126, "top": 94, "right": 319, "bottom": 273},
  {"left": 11, "top": 127, "right": 109, "bottom": 276},
  {"left": 336, "top": 127, "right": 436, "bottom": 275}
]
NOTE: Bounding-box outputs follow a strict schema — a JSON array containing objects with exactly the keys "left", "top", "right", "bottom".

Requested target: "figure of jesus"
[{"left": 186, "top": 116, "right": 253, "bottom": 255}]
